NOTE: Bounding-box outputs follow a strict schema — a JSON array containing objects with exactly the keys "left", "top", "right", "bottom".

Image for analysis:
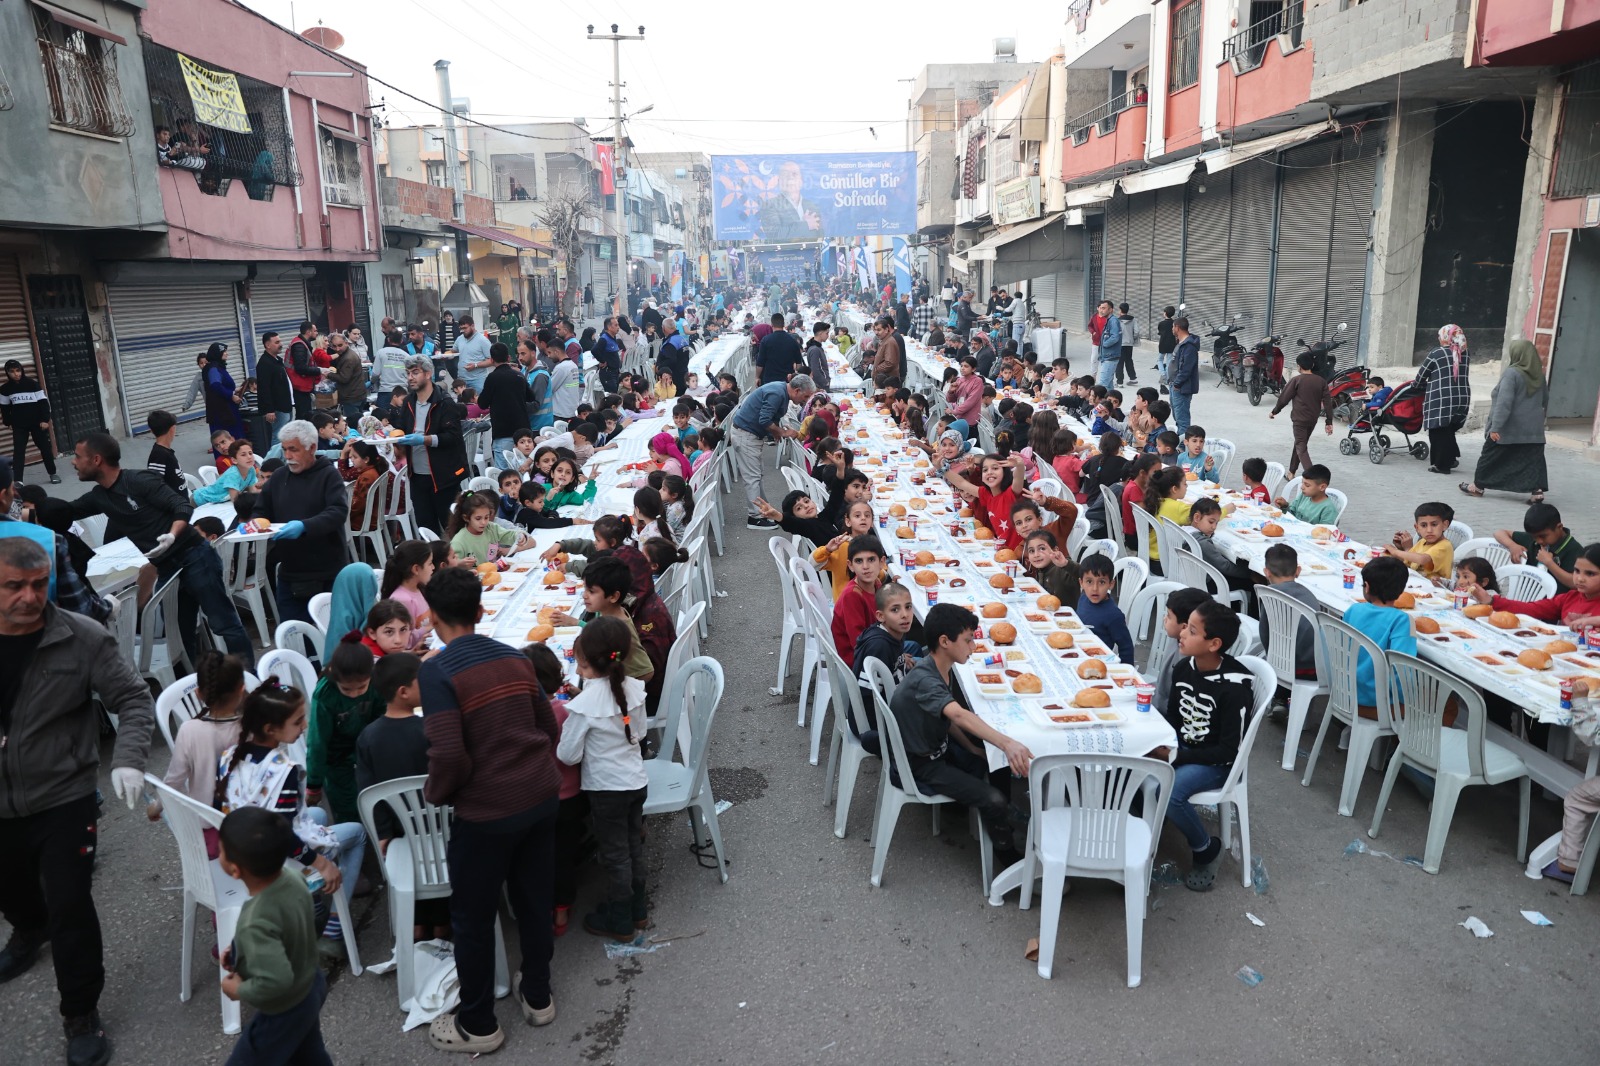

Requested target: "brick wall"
[
  {"left": 387, "top": 177, "right": 496, "bottom": 227},
  {"left": 1305, "top": 0, "right": 1470, "bottom": 98}
]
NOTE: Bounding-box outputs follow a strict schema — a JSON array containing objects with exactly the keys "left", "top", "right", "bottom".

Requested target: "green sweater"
[
  {"left": 545, "top": 478, "right": 597, "bottom": 509},
  {"left": 306, "top": 676, "right": 385, "bottom": 819},
  {"left": 234, "top": 873, "right": 318, "bottom": 1015}
]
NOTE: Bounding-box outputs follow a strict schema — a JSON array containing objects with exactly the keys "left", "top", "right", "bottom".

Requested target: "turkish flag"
[{"left": 596, "top": 143, "right": 615, "bottom": 195}]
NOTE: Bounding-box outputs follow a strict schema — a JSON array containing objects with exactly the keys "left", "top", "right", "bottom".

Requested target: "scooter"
[
  {"left": 1203, "top": 314, "right": 1246, "bottom": 389},
  {"left": 1300, "top": 322, "right": 1348, "bottom": 381},
  {"left": 1243, "top": 335, "right": 1285, "bottom": 407}
]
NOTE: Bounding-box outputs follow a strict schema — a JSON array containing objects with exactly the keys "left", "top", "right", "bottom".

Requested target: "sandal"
[
  {"left": 1458, "top": 482, "right": 1484, "bottom": 497},
  {"left": 1528, "top": 491, "right": 1546, "bottom": 505}
]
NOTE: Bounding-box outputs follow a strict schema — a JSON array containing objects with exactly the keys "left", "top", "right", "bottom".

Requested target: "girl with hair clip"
[
  {"left": 148, "top": 651, "right": 247, "bottom": 819},
  {"left": 447, "top": 489, "right": 532, "bottom": 566},
  {"left": 633, "top": 486, "right": 671, "bottom": 544},
  {"left": 641, "top": 536, "right": 689, "bottom": 580},
  {"left": 660, "top": 475, "right": 694, "bottom": 542},
  {"left": 380, "top": 539, "right": 435, "bottom": 648},
  {"left": 545, "top": 456, "right": 598, "bottom": 509},
  {"left": 556, "top": 616, "right": 651, "bottom": 940},
  {"left": 218, "top": 679, "right": 366, "bottom": 951}
]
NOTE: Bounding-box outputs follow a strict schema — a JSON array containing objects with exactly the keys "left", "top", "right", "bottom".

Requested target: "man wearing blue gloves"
[
  {"left": 251, "top": 419, "right": 350, "bottom": 624},
  {"left": 389, "top": 354, "right": 468, "bottom": 534}
]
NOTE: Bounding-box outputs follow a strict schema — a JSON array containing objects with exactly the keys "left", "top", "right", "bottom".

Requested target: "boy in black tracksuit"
[{"left": 1, "top": 359, "right": 59, "bottom": 483}]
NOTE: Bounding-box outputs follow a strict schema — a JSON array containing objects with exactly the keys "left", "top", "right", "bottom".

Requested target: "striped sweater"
[{"left": 419, "top": 634, "right": 561, "bottom": 822}]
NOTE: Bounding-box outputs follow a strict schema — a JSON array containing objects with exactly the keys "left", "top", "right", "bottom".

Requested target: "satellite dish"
[{"left": 301, "top": 26, "right": 346, "bottom": 51}]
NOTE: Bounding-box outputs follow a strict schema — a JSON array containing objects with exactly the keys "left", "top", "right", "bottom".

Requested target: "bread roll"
[
  {"left": 1489, "top": 610, "right": 1519, "bottom": 629},
  {"left": 914, "top": 459, "right": 930, "bottom": 469},
  {"left": 959, "top": 506, "right": 974, "bottom": 518},
  {"left": 1073, "top": 687, "right": 1111, "bottom": 708},
  {"left": 1047, "top": 631, "right": 1075, "bottom": 650},
  {"left": 989, "top": 622, "right": 1017, "bottom": 645},
  {"left": 1414, "top": 616, "right": 1440, "bottom": 634},
  {"left": 913, "top": 569, "right": 939, "bottom": 587},
  {"left": 1037, "top": 594, "right": 1061, "bottom": 612},
  {"left": 1311, "top": 526, "right": 1334, "bottom": 540},
  {"left": 889, "top": 503, "right": 907, "bottom": 517},
  {"left": 1261, "top": 522, "right": 1284, "bottom": 538},
  {"left": 914, "top": 550, "right": 936, "bottom": 565},
  {"left": 1395, "top": 591, "right": 1416, "bottom": 610},
  {"left": 988, "top": 573, "right": 1014, "bottom": 590},
  {"left": 1545, "top": 639, "right": 1578, "bottom": 655},
  {"left": 1184, "top": 470, "right": 1198, "bottom": 481},
  {"left": 480, "top": 571, "right": 500, "bottom": 589},
  {"left": 907, "top": 497, "right": 928, "bottom": 510},
  {"left": 542, "top": 570, "right": 565, "bottom": 586},
  {"left": 1518, "top": 649, "right": 1552, "bottom": 671},
  {"left": 1463, "top": 603, "right": 1493, "bottom": 619},
  {"left": 525, "top": 624, "right": 555, "bottom": 643},
  {"left": 981, "top": 602, "right": 1009, "bottom": 619},
  {"left": 974, "top": 526, "right": 994, "bottom": 540},
  {"left": 896, "top": 526, "right": 915, "bottom": 539},
  {"left": 994, "top": 548, "right": 1018, "bottom": 563},
  {"left": 1077, "top": 659, "right": 1108, "bottom": 680},
  {"left": 1010, "top": 673, "right": 1043, "bottom": 694}
]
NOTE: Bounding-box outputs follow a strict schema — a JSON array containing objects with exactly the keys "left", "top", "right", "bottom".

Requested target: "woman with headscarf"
[
  {"left": 201, "top": 342, "right": 245, "bottom": 440},
  {"left": 1459, "top": 339, "right": 1548, "bottom": 502},
  {"left": 1417, "top": 324, "right": 1471, "bottom": 474}
]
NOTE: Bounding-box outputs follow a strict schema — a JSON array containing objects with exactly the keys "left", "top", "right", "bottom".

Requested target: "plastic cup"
[
  {"left": 925, "top": 587, "right": 939, "bottom": 606},
  {"left": 1134, "top": 683, "right": 1154, "bottom": 713}
]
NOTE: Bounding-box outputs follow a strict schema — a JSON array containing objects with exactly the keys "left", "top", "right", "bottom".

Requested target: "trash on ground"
[
  {"left": 604, "top": 935, "right": 665, "bottom": 959},
  {"left": 1520, "top": 910, "right": 1553, "bottom": 927},
  {"left": 1235, "top": 965, "right": 1265, "bottom": 987},
  {"left": 714, "top": 799, "right": 734, "bottom": 815},
  {"left": 1151, "top": 862, "right": 1183, "bottom": 887},
  {"left": 1251, "top": 856, "right": 1270, "bottom": 895},
  {"left": 1245, "top": 912, "right": 1265, "bottom": 927},
  {"left": 1344, "top": 839, "right": 1422, "bottom": 869},
  {"left": 1458, "top": 916, "right": 1494, "bottom": 939}
]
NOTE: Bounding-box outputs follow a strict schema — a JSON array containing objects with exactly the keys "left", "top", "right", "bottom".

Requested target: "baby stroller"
[{"left": 1340, "top": 378, "right": 1428, "bottom": 464}]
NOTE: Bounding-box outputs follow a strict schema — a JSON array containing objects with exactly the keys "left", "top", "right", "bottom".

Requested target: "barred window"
[
  {"left": 492, "top": 153, "right": 538, "bottom": 200},
  {"left": 33, "top": 5, "right": 134, "bottom": 137},
  {"left": 1552, "top": 64, "right": 1600, "bottom": 199},
  {"left": 1170, "top": 0, "right": 1202, "bottom": 92},
  {"left": 320, "top": 129, "right": 365, "bottom": 207}
]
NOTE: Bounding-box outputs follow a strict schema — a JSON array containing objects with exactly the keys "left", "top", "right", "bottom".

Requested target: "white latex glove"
[
  {"left": 145, "top": 533, "right": 176, "bottom": 560},
  {"left": 110, "top": 767, "right": 144, "bottom": 809}
]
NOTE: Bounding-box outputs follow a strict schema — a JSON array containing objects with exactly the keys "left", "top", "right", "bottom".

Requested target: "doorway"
[
  {"left": 1547, "top": 228, "right": 1600, "bottom": 420},
  {"left": 27, "top": 275, "right": 104, "bottom": 444}
]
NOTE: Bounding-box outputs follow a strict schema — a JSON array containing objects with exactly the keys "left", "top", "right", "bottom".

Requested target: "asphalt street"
[{"left": 7, "top": 361, "right": 1599, "bottom": 1065}]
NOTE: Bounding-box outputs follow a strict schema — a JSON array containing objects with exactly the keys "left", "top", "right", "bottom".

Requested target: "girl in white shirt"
[{"left": 556, "top": 617, "right": 650, "bottom": 940}]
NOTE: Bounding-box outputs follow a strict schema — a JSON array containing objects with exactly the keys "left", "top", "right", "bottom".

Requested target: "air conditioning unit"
[{"left": 954, "top": 238, "right": 971, "bottom": 251}]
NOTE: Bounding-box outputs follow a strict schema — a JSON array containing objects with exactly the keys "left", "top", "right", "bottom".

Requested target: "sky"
[{"left": 240, "top": 0, "right": 1068, "bottom": 155}]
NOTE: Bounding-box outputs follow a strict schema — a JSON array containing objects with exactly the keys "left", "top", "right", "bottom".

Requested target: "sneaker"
[
  {"left": 746, "top": 516, "right": 777, "bottom": 529},
  {"left": 428, "top": 1012, "right": 506, "bottom": 1055},
  {"left": 0, "top": 928, "right": 45, "bottom": 983},
  {"left": 1267, "top": 701, "right": 1287, "bottom": 722},
  {"left": 1159, "top": 384, "right": 1169, "bottom": 395},
  {"left": 49, "top": 475, "right": 63, "bottom": 485},
  {"left": 63, "top": 1012, "right": 110, "bottom": 1066},
  {"left": 515, "top": 971, "right": 557, "bottom": 1026}
]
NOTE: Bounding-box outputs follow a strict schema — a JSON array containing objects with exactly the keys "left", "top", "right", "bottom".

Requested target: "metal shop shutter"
[
  {"left": 249, "top": 277, "right": 309, "bottom": 351},
  {"left": 1181, "top": 182, "right": 1229, "bottom": 330},
  {"left": 108, "top": 282, "right": 243, "bottom": 433},
  {"left": 1326, "top": 138, "right": 1378, "bottom": 368},
  {"left": 1149, "top": 186, "right": 1186, "bottom": 328},
  {"left": 1101, "top": 196, "right": 1129, "bottom": 305},
  {"left": 0, "top": 255, "right": 49, "bottom": 467},
  {"left": 1031, "top": 272, "right": 1058, "bottom": 321},
  {"left": 1085, "top": 222, "right": 1104, "bottom": 325},
  {"left": 1271, "top": 140, "right": 1340, "bottom": 352},
  {"left": 1227, "top": 158, "right": 1276, "bottom": 348},
  {"left": 1123, "top": 192, "right": 1156, "bottom": 332}
]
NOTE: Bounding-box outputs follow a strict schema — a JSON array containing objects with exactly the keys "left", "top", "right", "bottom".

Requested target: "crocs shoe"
[{"left": 428, "top": 1012, "right": 505, "bottom": 1054}]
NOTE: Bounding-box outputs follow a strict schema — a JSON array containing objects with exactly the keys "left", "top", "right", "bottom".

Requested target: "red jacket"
[
  {"left": 1490, "top": 589, "right": 1600, "bottom": 626},
  {"left": 1088, "top": 313, "right": 1108, "bottom": 345},
  {"left": 287, "top": 337, "right": 331, "bottom": 394},
  {"left": 831, "top": 579, "right": 881, "bottom": 662}
]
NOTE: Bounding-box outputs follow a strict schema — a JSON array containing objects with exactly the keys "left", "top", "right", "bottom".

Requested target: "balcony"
[
  {"left": 1222, "top": 3, "right": 1304, "bottom": 73},
  {"left": 1471, "top": 0, "right": 1600, "bottom": 67},
  {"left": 1068, "top": 91, "right": 1148, "bottom": 146},
  {"left": 1061, "top": 98, "right": 1147, "bottom": 183}
]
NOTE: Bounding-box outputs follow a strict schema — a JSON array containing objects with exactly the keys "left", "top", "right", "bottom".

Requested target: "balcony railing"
[
  {"left": 1068, "top": 90, "right": 1147, "bottom": 146},
  {"left": 1222, "top": 2, "right": 1304, "bottom": 72}
]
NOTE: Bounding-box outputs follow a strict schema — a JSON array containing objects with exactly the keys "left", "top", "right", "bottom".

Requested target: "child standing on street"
[
  {"left": 1268, "top": 352, "right": 1334, "bottom": 476},
  {"left": 556, "top": 617, "right": 651, "bottom": 940},
  {"left": 219, "top": 807, "right": 332, "bottom": 1066}
]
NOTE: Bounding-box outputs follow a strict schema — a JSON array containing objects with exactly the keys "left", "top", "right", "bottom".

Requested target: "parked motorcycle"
[
  {"left": 1203, "top": 314, "right": 1246, "bottom": 389},
  {"left": 1243, "top": 334, "right": 1285, "bottom": 407},
  {"left": 1300, "top": 322, "right": 1348, "bottom": 381}
]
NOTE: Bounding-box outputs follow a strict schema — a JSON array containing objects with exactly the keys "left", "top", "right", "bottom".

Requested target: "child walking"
[
  {"left": 556, "top": 617, "right": 651, "bottom": 940},
  {"left": 1268, "top": 352, "right": 1334, "bottom": 476}
]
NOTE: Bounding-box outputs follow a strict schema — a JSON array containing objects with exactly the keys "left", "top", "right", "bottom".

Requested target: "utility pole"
[
  {"left": 588, "top": 23, "right": 644, "bottom": 317},
  {"left": 434, "top": 59, "right": 469, "bottom": 282}
]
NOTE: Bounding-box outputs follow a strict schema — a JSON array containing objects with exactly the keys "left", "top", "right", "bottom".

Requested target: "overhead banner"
[
  {"left": 753, "top": 249, "right": 812, "bottom": 284},
  {"left": 178, "top": 53, "right": 252, "bottom": 134},
  {"left": 711, "top": 153, "right": 916, "bottom": 242}
]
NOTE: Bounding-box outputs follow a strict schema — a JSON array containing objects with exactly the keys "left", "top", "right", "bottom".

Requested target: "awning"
[
  {"left": 1065, "top": 180, "right": 1117, "bottom": 208},
  {"left": 443, "top": 221, "right": 553, "bottom": 252},
  {"left": 631, "top": 257, "right": 664, "bottom": 276},
  {"left": 1001, "top": 70, "right": 1052, "bottom": 145},
  {"left": 948, "top": 254, "right": 969, "bottom": 275},
  {"left": 1116, "top": 119, "right": 1339, "bottom": 195},
  {"left": 991, "top": 215, "right": 1077, "bottom": 286},
  {"left": 32, "top": 1, "right": 127, "bottom": 45},
  {"left": 967, "top": 213, "right": 1060, "bottom": 262}
]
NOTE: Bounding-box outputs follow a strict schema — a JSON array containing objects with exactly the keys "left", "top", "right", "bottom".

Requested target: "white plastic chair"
[
  {"left": 1030, "top": 476, "right": 1065, "bottom": 504},
  {"left": 1301, "top": 616, "right": 1395, "bottom": 817},
  {"left": 1128, "top": 505, "right": 1160, "bottom": 572},
  {"left": 1098, "top": 485, "right": 1125, "bottom": 555},
  {"left": 689, "top": 458, "right": 725, "bottom": 557},
  {"left": 257, "top": 647, "right": 319, "bottom": 698},
  {"left": 274, "top": 619, "right": 327, "bottom": 663},
  {"left": 818, "top": 632, "right": 880, "bottom": 840},
  {"left": 348, "top": 470, "right": 392, "bottom": 567},
  {"left": 1204, "top": 437, "right": 1236, "bottom": 484},
  {"left": 137, "top": 571, "right": 191, "bottom": 690},
  {"left": 1280, "top": 475, "right": 1303, "bottom": 504},
  {"left": 105, "top": 591, "right": 137, "bottom": 673},
  {"left": 644, "top": 656, "right": 730, "bottom": 882},
  {"left": 307, "top": 593, "right": 332, "bottom": 634},
  {"left": 1496, "top": 563, "right": 1556, "bottom": 602},
  {"left": 1165, "top": 543, "right": 1248, "bottom": 613},
  {"left": 1066, "top": 514, "right": 1090, "bottom": 560},
  {"left": 648, "top": 602, "right": 704, "bottom": 755},
  {"left": 198, "top": 464, "right": 220, "bottom": 486},
  {"left": 1186, "top": 654, "right": 1277, "bottom": 888},
  {"left": 384, "top": 471, "right": 419, "bottom": 547},
  {"left": 1078, "top": 537, "right": 1118, "bottom": 565},
  {"left": 356, "top": 776, "right": 509, "bottom": 1010},
  {"left": 1368, "top": 653, "right": 1531, "bottom": 875},
  {"left": 1455, "top": 537, "right": 1511, "bottom": 571},
  {"left": 768, "top": 536, "right": 807, "bottom": 696},
  {"left": 1324, "top": 487, "right": 1350, "bottom": 525},
  {"left": 1112, "top": 556, "right": 1148, "bottom": 618},
  {"left": 789, "top": 557, "right": 832, "bottom": 739},
  {"left": 1022, "top": 754, "right": 1174, "bottom": 986},
  {"left": 1159, "top": 514, "right": 1201, "bottom": 558},
  {"left": 219, "top": 537, "right": 275, "bottom": 648},
  {"left": 1262, "top": 461, "right": 1286, "bottom": 500},
  {"left": 467, "top": 475, "right": 497, "bottom": 493},
  {"left": 1255, "top": 586, "right": 1330, "bottom": 772},
  {"left": 1444, "top": 519, "right": 1474, "bottom": 550},
  {"left": 794, "top": 575, "right": 837, "bottom": 765},
  {"left": 1126, "top": 579, "right": 1186, "bottom": 681},
  {"left": 863, "top": 659, "right": 994, "bottom": 892}
]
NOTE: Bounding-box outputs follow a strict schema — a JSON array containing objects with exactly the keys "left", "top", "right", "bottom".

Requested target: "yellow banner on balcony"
[{"left": 178, "top": 53, "right": 253, "bottom": 135}]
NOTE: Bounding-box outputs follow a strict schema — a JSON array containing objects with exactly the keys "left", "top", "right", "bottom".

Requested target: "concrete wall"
[
  {"left": 0, "top": 0, "right": 166, "bottom": 232},
  {"left": 1305, "top": 0, "right": 1471, "bottom": 99}
]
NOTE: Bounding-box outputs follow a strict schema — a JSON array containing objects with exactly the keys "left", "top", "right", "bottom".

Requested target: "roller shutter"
[
  {"left": 1227, "top": 159, "right": 1276, "bottom": 347},
  {"left": 248, "top": 277, "right": 309, "bottom": 358},
  {"left": 1326, "top": 136, "right": 1377, "bottom": 368},
  {"left": 0, "top": 256, "right": 49, "bottom": 467},
  {"left": 1150, "top": 186, "right": 1186, "bottom": 327},
  {"left": 1271, "top": 140, "right": 1340, "bottom": 351},
  {"left": 1124, "top": 192, "right": 1155, "bottom": 331},
  {"left": 1031, "top": 272, "right": 1058, "bottom": 320},
  {"left": 108, "top": 282, "right": 244, "bottom": 433},
  {"left": 1102, "top": 196, "right": 1129, "bottom": 305},
  {"left": 1182, "top": 182, "right": 1229, "bottom": 329}
]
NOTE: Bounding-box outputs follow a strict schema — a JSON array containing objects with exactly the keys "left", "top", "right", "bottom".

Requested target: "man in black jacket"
[
  {"left": 478, "top": 343, "right": 531, "bottom": 470},
  {"left": 255, "top": 331, "right": 294, "bottom": 445},
  {"left": 250, "top": 419, "right": 351, "bottom": 624},
  {"left": 953, "top": 291, "right": 979, "bottom": 339},
  {"left": 0, "top": 359, "right": 59, "bottom": 484},
  {"left": 390, "top": 355, "right": 468, "bottom": 534},
  {"left": 592, "top": 316, "right": 624, "bottom": 394},
  {"left": 754, "top": 313, "right": 803, "bottom": 386},
  {"left": 68, "top": 431, "right": 253, "bottom": 665}
]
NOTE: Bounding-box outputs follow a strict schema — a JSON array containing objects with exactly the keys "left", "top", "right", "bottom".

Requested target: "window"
[
  {"left": 1170, "top": 0, "right": 1202, "bottom": 92},
  {"left": 492, "top": 153, "right": 538, "bottom": 200},
  {"left": 1553, "top": 65, "right": 1600, "bottom": 198},
  {"left": 33, "top": 5, "right": 134, "bottom": 136},
  {"left": 425, "top": 160, "right": 447, "bottom": 187},
  {"left": 320, "top": 130, "right": 365, "bottom": 207}
]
